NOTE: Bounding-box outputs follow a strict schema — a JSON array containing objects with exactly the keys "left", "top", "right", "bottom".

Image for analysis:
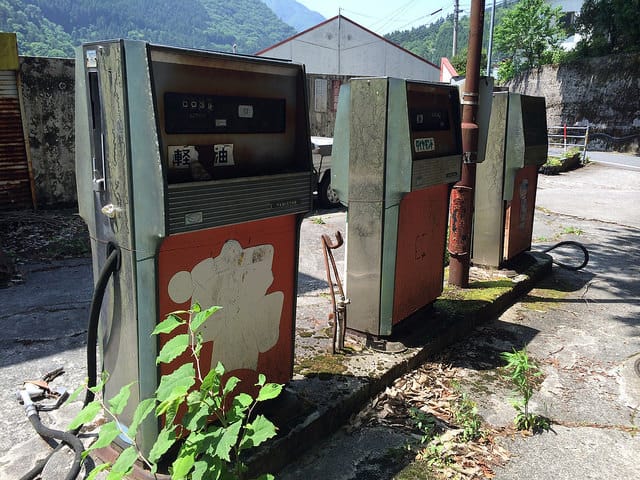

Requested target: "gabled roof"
[{"left": 256, "top": 14, "right": 438, "bottom": 70}]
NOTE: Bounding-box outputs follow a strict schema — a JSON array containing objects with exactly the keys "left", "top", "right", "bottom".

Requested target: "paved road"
[{"left": 586, "top": 151, "right": 640, "bottom": 170}]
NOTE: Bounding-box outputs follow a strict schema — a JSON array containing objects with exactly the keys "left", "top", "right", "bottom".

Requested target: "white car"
[{"left": 311, "top": 136, "right": 341, "bottom": 208}]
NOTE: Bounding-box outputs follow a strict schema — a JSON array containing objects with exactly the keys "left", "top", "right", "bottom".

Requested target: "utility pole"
[
  {"left": 453, "top": 0, "right": 459, "bottom": 56},
  {"left": 447, "top": 0, "right": 485, "bottom": 288},
  {"left": 486, "top": 0, "right": 497, "bottom": 76}
]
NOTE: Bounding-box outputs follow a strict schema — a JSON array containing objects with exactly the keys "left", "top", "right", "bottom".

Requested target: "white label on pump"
[
  {"left": 168, "top": 145, "right": 198, "bottom": 168},
  {"left": 238, "top": 104, "right": 254, "bottom": 118},
  {"left": 214, "top": 144, "right": 234, "bottom": 166},
  {"left": 414, "top": 137, "right": 435, "bottom": 153}
]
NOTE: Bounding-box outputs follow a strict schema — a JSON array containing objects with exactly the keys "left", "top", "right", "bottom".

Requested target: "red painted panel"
[
  {"left": 393, "top": 184, "right": 449, "bottom": 324},
  {"left": 157, "top": 215, "right": 298, "bottom": 389},
  {"left": 504, "top": 165, "right": 539, "bottom": 261}
]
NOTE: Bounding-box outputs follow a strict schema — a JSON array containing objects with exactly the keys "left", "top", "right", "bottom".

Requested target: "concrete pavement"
[{"left": 1, "top": 160, "right": 639, "bottom": 479}]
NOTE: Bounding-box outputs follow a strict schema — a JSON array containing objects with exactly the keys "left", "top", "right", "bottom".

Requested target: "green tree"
[
  {"left": 493, "top": 0, "right": 565, "bottom": 82},
  {"left": 575, "top": 0, "right": 640, "bottom": 56}
]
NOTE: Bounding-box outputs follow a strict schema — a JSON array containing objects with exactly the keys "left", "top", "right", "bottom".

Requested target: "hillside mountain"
[
  {"left": 0, "top": 0, "right": 296, "bottom": 57},
  {"left": 262, "top": 0, "right": 325, "bottom": 32}
]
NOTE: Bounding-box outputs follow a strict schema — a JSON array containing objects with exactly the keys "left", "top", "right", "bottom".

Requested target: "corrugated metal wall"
[{"left": 0, "top": 70, "right": 33, "bottom": 210}]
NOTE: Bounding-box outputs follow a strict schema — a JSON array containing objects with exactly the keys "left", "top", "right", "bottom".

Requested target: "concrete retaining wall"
[
  {"left": 506, "top": 53, "right": 640, "bottom": 152},
  {"left": 19, "top": 56, "right": 76, "bottom": 207}
]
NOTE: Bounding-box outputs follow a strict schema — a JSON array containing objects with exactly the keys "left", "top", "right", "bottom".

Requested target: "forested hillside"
[
  {"left": 0, "top": 0, "right": 297, "bottom": 57},
  {"left": 386, "top": 8, "right": 507, "bottom": 72}
]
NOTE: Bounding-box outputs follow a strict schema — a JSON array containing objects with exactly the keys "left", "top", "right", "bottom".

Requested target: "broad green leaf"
[
  {"left": 107, "top": 445, "right": 138, "bottom": 478},
  {"left": 256, "top": 383, "right": 283, "bottom": 402},
  {"left": 127, "top": 398, "right": 156, "bottom": 441},
  {"left": 64, "top": 381, "right": 87, "bottom": 406},
  {"left": 201, "top": 367, "right": 222, "bottom": 394},
  {"left": 191, "top": 302, "right": 201, "bottom": 313},
  {"left": 240, "top": 414, "right": 277, "bottom": 449},
  {"left": 149, "top": 427, "right": 177, "bottom": 463},
  {"left": 252, "top": 475, "right": 275, "bottom": 480},
  {"left": 171, "top": 447, "right": 195, "bottom": 480},
  {"left": 88, "top": 371, "right": 109, "bottom": 394},
  {"left": 191, "top": 460, "right": 209, "bottom": 480},
  {"left": 256, "top": 373, "right": 266, "bottom": 387},
  {"left": 108, "top": 382, "right": 134, "bottom": 415},
  {"left": 184, "top": 405, "right": 209, "bottom": 432},
  {"left": 152, "top": 314, "right": 186, "bottom": 335},
  {"left": 86, "top": 463, "right": 111, "bottom": 480},
  {"left": 187, "top": 390, "right": 203, "bottom": 405},
  {"left": 156, "top": 333, "right": 190, "bottom": 365},
  {"left": 222, "top": 376, "right": 241, "bottom": 396},
  {"left": 214, "top": 362, "right": 225, "bottom": 376},
  {"left": 163, "top": 396, "right": 182, "bottom": 427},
  {"left": 155, "top": 363, "right": 195, "bottom": 402},
  {"left": 214, "top": 419, "right": 242, "bottom": 461},
  {"left": 229, "top": 393, "right": 253, "bottom": 421},
  {"left": 68, "top": 400, "right": 102, "bottom": 430},
  {"left": 190, "top": 305, "right": 222, "bottom": 332},
  {"left": 86, "top": 421, "right": 121, "bottom": 452}
]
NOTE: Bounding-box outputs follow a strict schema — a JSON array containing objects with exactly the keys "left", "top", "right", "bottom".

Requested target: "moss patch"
[
  {"left": 435, "top": 280, "right": 513, "bottom": 319},
  {"left": 394, "top": 458, "right": 442, "bottom": 480},
  {"left": 294, "top": 353, "right": 348, "bottom": 377}
]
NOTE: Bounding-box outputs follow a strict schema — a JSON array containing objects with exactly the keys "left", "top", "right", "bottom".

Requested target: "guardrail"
[{"left": 548, "top": 124, "right": 589, "bottom": 164}]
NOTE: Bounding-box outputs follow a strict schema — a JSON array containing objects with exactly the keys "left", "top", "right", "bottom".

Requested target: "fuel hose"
[
  {"left": 541, "top": 240, "right": 589, "bottom": 270},
  {"left": 19, "top": 246, "right": 121, "bottom": 480}
]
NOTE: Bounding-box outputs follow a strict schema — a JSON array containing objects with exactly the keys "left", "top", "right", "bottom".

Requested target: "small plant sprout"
[
  {"left": 500, "top": 348, "right": 551, "bottom": 433},
  {"left": 68, "top": 303, "right": 283, "bottom": 480},
  {"left": 562, "top": 226, "right": 584, "bottom": 235}
]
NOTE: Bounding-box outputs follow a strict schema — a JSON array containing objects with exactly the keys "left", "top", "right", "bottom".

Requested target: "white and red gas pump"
[
  {"left": 331, "top": 77, "right": 463, "bottom": 337},
  {"left": 472, "top": 92, "right": 548, "bottom": 267},
  {"left": 75, "top": 40, "right": 312, "bottom": 451}
]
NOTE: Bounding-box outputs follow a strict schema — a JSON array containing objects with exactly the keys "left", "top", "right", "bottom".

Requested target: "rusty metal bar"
[
  {"left": 320, "top": 231, "right": 349, "bottom": 353},
  {"left": 448, "top": 0, "right": 485, "bottom": 288}
]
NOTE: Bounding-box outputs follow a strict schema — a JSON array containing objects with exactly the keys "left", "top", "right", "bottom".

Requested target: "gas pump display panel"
[
  {"left": 149, "top": 47, "right": 312, "bottom": 235},
  {"left": 407, "top": 82, "right": 462, "bottom": 161},
  {"left": 151, "top": 49, "right": 309, "bottom": 185}
]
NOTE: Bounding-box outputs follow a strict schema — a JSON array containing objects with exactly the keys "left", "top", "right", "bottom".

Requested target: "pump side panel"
[
  {"left": 93, "top": 42, "right": 140, "bottom": 420},
  {"left": 345, "top": 78, "right": 388, "bottom": 334},
  {"left": 392, "top": 184, "right": 448, "bottom": 323},
  {"left": 472, "top": 92, "right": 508, "bottom": 268},
  {"left": 504, "top": 164, "right": 539, "bottom": 261},
  {"left": 156, "top": 214, "right": 297, "bottom": 385}
]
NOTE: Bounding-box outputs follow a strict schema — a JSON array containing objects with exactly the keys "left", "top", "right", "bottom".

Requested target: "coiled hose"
[
  {"left": 19, "top": 246, "right": 121, "bottom": 480},
  {"left": 541, "top": 240, "right": 589, "bottom": 270}
]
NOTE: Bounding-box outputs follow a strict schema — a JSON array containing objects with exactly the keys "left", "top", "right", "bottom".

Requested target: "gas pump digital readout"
[
  {"left": 472, "top": 92, "right": 548, "bottom": 268},
  {"left": 332, "top": 78, "right": 462, "bottom": 336},
  {"left": 75, "top": 40, "right": 312, "bottom": 449}
]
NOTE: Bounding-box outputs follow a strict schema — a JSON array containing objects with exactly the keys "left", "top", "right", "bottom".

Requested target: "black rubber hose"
[
  {"left": 85, "top": 246, "right": 121, "bottom": 405},
  {"left": 20, "top": 246, "right": 122, "bottom": 480},
  {"left": 19, "top": 414, "right": 84, "bottom": 480},
  {"left": 542, "top": 240, "right": 590, "bottom": 271}
]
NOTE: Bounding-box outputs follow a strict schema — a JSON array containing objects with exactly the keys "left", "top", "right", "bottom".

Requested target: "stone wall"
[
  {"left": 506, "top": 53, "right": 640, "bottom": 152},
  {"left": 19, "top": 56, "right": 76, "bottom": 207}
]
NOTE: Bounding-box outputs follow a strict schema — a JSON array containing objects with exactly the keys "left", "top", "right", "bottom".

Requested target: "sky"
[{"left": 295, "top": 0, "right": 473, "bottom": 35}]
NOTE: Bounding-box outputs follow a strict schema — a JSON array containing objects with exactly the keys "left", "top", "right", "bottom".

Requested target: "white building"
[{"left": 256, "top": 15, "right": 440, "bottom": 81}]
